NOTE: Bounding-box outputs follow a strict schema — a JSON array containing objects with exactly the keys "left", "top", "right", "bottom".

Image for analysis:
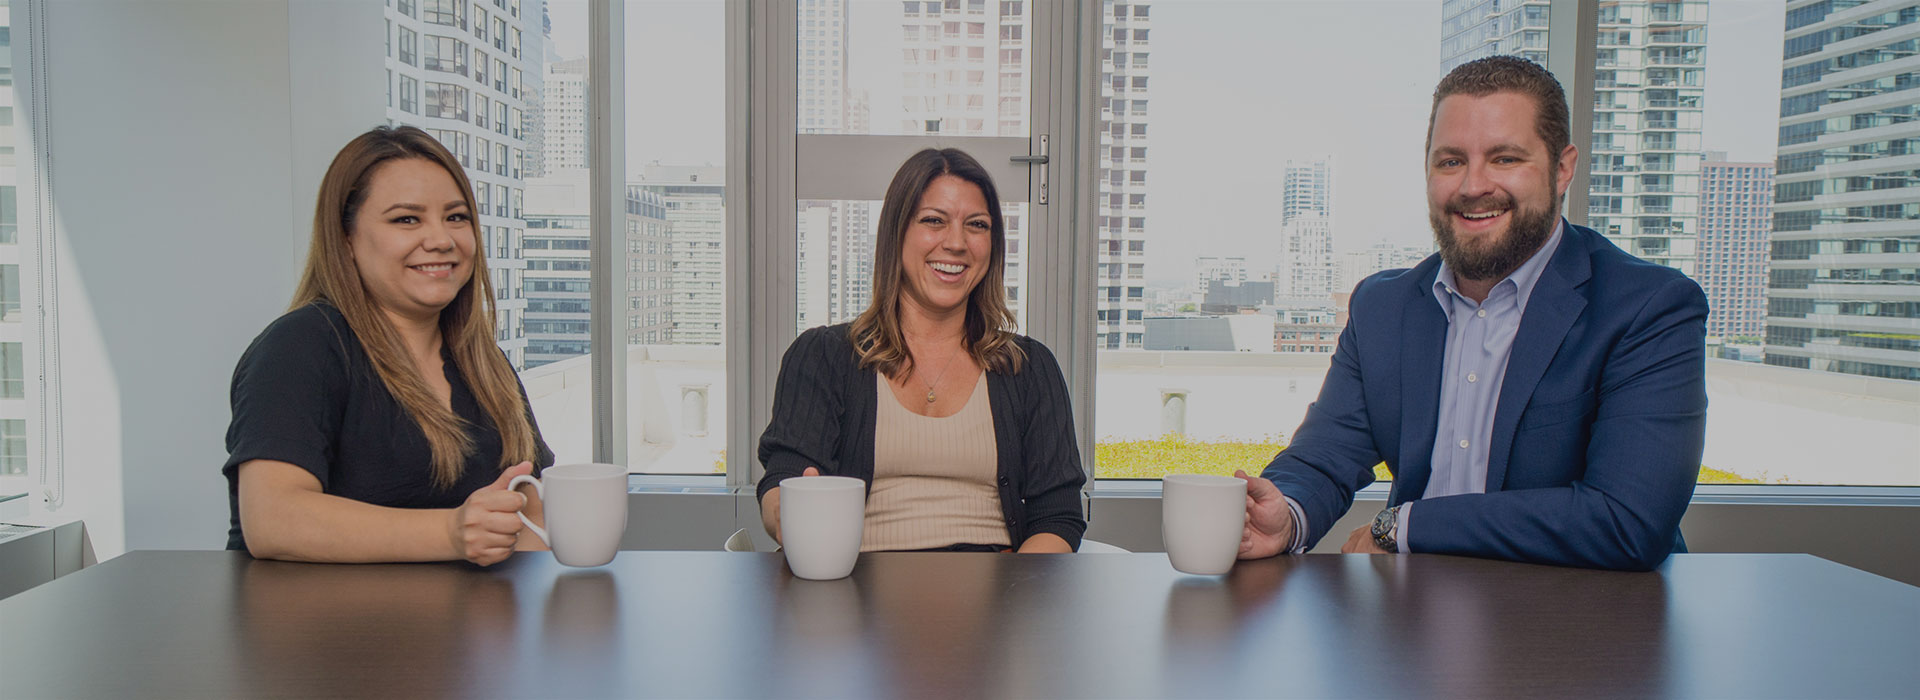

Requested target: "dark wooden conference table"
[{"left": 3, "top": 550, "right": 1916, "bottom": 699}]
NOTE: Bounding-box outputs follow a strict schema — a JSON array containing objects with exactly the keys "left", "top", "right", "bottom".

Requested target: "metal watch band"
[{"left": 1371, "top": 505, "right": 1401, "bottom": 553}]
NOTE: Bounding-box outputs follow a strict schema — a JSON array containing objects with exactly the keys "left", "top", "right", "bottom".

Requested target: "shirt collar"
[{"left": 1433, "top": 218, "right": 1566, "bottom": 314}]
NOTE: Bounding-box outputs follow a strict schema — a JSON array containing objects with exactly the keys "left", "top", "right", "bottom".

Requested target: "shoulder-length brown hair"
[
  {"left": 291, "top": 125, "right": 538, "bottom": 489},
  {"left": 850, "top": 148, "right": 1025, "bottom": 378}
]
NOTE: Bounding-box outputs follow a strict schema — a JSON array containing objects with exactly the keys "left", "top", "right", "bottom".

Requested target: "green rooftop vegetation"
[{"left": 1096, "top": 434, "right": 1765, "bottom": 484}]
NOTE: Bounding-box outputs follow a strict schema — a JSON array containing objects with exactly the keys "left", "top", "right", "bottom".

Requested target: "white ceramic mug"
[
  {"left": 778, "top": 475, "right": 866, "bottom": 580},
  {"left": 509, "top": 462, "right": 628, "bottom": 567},
  {"left": 1162, "top": 474, "right": 1249, "bottom": 576}
]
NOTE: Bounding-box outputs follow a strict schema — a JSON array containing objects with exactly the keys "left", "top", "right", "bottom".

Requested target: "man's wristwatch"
[{"left": 1370, "top": 505, "right": 1402, "bottom": 553}]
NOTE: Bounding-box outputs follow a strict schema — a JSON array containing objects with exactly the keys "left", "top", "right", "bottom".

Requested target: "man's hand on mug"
[
  {"left": 449, "top": 462, "right": 534, "bottom": 566},
  {"left": 1235, "top": 469, "right": 1294, "bottom": 560}
]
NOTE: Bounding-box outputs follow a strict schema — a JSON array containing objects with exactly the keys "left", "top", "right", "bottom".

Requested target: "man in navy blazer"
[{"left": 1237, "top": 56, "right": 1707, "bottom": 571}]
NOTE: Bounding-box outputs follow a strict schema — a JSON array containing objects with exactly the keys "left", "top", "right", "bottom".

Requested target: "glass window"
[
  {"left": 423, "top": 81, "right": 468, "bottom": 121},
  {"left": 422, "top": 0, "right": 465, "bottom": 29},
  {"left": 0, "top": 342, "right": 18, "bottom": 399},
  {"left": 398, "top": 74, "right": 418, "bottom": 114},
  {"left": 422, "top": 35, "right": 468, "bottom": 76},
  {"left": 0, "top": 420, "right": 23, "bottom": 477},
  {"left": 507, "top": 1, "right": 729, "bottom": 474},
  {"left": 795, "top": 0, "right": 1033, "bottom": 337},
  {"left": 398, "top": 26, "right": 417, "bottom": 66},
  {"left": 1089, "top": 4, "right": 1540, "bottom": 480}
]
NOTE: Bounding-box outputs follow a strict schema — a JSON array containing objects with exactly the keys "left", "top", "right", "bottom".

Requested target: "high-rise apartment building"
[
  {"left": 1281, "top": 157, "right": 1332, "bottom": 226},
  {"left": 1699, "top": 156, "right": 1773, "bottom": 340},
  {"left": 1099, "top": 0, "right": 1152, "bottom": 348},
  {"left": 636, "top": 163, "right": 726, "bottom": 346},
  {"left": 1276, "top": 215, "right": 1336, "bottom": 302},
  {"left": 894, "top": 0, "right": 1151, "bottom": 347},
  {"left": 521, "top": 175, "right": 592, "bottom": 368},
  {"left": 899, "top": 0, "right": 1035, "bottom": 330},
  {"left": 624, "top": 186, "right": 675, "bottom": 347},
  {"left": 519, "top": 174, "right": 672, "bottom": 368},
  {"left": 799, "top": 0, "right": 849, "bottom": 131},
  {"left": 1275, "top": 157, "right": 1336, "bottom": 303},
  {"left": 387, "top": 0, "right": 544, "bottom": 368},
  {"left": 1765, "top": 0, "right": 1920, "bottom": 381},
  {"left": 0, "top": 1, "right": 25, "bottom": 480},
  {"left": 796, "top": 0, "right": 874, "bottom": 330},
  {"left": 1441, "top": 0, "right": 1708, "bottom": 276},
  {"left": 539, "top": 57, "right": 587, "bottom": 174}
]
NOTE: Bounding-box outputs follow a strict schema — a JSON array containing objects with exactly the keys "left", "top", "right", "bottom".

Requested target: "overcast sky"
[{"left": 548, "top": 0, "right": 1789, "bottom": 286}]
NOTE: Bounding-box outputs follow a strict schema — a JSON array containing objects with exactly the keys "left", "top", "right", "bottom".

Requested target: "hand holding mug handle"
[
  {"left": 765, "top": 467, "right": 823, "bottom": 545},
  {"left": 508, "top": 472, "right": 550, "bottom": 547}
]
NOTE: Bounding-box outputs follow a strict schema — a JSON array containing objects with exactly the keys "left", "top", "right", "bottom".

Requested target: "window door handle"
[{"left": 1012, "top": 134, "right": 1050, "bottom": 205}]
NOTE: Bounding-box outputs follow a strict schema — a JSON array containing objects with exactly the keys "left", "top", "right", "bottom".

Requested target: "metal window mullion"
[
  {"left": 1069, "top": 0, "right": 1099, "bottom": 495},
  {"left": 724, "top": 0, "right": 748, "bottom": 487},
  {"left": 21, "top": 0, "right": 63, "bottom": 510},
  {"left": 589, "top": 0, "right": 628, "bottom": 466},
  {"left": 734, "top": 0, "right": 799, "bottom": 490},
  {"left": 1548, "top": 0, "right": 1598, "bottom": 227},
  {"left": 1026, "top": 0, "right": 1099, "bottom": 497}
]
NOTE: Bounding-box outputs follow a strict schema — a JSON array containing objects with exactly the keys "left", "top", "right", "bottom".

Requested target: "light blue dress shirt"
[
  {"left": 1283, "top": 220, "right": 1565, "bottom": 553},
  {"left": 1396, "top": 221, "right": 1566, "bottom": 549}
]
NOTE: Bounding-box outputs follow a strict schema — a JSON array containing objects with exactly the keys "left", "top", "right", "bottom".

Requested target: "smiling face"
[
  {"left": 348, "top": 157, "right": 478, "bottom": 324},
  {"left": 1426, "top": 91, "right": 1577, "bottom": 282},
  {"left": 898, "top": 174, "right": 995, "bottom": 319}
]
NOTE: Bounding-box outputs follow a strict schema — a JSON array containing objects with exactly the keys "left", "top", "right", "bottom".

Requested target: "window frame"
[{"left": 555, "top": 0, "right": 1919, "bottom": 502}]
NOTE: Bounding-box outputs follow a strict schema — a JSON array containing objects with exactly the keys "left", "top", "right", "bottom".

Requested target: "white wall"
[{"left": 41, "top": 0, "right": 384, "bottom": 555}]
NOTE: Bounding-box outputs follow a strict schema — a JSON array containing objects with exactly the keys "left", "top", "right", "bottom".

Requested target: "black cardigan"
[{"left": 756, "top": 323, "right": 1088, "bottom": 550}]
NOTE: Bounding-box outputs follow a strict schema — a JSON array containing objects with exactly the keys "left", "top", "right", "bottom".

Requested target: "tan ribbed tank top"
[{"left": 864, "top": 372, "right": 1008, "bottom": 551}]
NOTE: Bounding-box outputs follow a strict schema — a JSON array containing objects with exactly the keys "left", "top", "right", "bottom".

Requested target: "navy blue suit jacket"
[{"left": 1261, "top": 222, "right": 1708, "bottom": 570}]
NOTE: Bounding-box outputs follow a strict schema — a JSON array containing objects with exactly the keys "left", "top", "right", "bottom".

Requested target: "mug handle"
[{"left": 507, "top": 474, "right": 550, "bottom": 546}]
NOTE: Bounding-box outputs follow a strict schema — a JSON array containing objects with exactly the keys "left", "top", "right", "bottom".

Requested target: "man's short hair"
[{"left": 1427, "top": 56, "right": 1571, "bottom": 157}]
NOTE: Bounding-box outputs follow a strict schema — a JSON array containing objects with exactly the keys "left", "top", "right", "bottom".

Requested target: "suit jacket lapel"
[
  {"left": 1395, "top": 265, "right": 1447, "bottom": 506},
  {"left": 1486, "top": 227, "right": 1593, "bottom": 492}
]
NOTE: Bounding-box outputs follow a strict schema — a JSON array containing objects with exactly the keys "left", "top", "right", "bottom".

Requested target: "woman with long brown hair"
[
  {"left": 757, "top": 148, "right": 1085, "bottom": 553},
  {"left": 222, "top": 126, "right": 553, "bottom": 564}
]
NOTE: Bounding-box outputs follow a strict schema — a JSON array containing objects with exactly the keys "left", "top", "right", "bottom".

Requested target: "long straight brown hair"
[
  {"left": 292, "top": 126, "right": 538, "bottom": 489},
  {"left": 850, "top": 148, "right": 1025, "bottom": 378}
]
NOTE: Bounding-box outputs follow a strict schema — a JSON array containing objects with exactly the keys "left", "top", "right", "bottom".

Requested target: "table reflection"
[{"left": 237, "top": 559, "right": 518, "bottom": 698}]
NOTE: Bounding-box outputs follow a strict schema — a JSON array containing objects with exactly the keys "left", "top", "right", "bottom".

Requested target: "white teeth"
[
  {"left": 412, "top": 263, "right": 452, "bottom": 271},
  {"left": 1461, "top": 210, "right": 1506, "bottom": 221},
  {"left": 931, "top": 262, "right": 965, "bottom": 274}
]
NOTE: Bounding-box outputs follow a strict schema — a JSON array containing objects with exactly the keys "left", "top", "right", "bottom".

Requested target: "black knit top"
[{"left": 756, "top": 323, "right": 1088, "bottom": 550}]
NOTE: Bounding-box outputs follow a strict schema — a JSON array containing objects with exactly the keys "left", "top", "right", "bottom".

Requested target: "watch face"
[{"left": 1372, "top": 508, "right": 1393, "bottom": 538}]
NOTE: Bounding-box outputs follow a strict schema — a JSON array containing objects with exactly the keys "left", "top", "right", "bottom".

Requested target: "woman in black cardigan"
[{"left": 757, "top": 148, "right": 1086, "bottom": 552}]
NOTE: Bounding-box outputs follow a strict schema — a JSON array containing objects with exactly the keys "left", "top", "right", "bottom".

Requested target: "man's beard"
[{"left": 1429, "top": 189, "right": 1559, "bottom": 283}]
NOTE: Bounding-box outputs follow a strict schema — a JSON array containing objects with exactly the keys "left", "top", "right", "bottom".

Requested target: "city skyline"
[{"left": 545, "top": 1, "right": 1787, "bottom": 297}]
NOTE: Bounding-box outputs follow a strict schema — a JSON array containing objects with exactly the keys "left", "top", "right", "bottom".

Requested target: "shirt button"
[
  {"left": 1467, "top": 373, "right": 1478, "bottom": 383},
  {"left": 1476, "top": 309, "right": 1487, "bottom": 318},
  {"left": 1458, "top": 439, "right": 1470, "bottom": 449}
]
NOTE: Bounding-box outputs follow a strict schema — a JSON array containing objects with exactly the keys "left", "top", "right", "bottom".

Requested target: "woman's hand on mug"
[
  {"left": 449, "top": 462, "right": 536, "bottom": 566},
  {"left": 762, "top": 467, "right": 822, "bottom": 544}
]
